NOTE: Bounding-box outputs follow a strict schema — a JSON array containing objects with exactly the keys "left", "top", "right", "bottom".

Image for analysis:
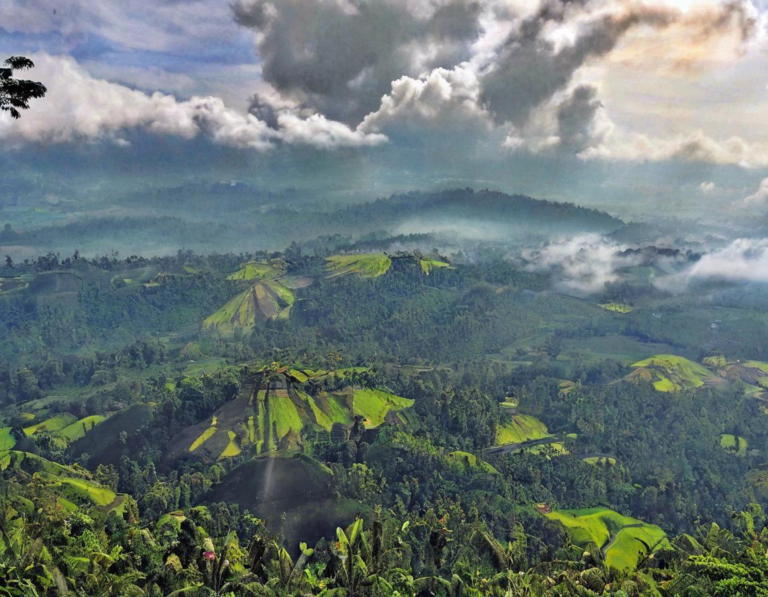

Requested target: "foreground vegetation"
[{"left": 3, "top": 242, "right": 768, "bottom": 595}]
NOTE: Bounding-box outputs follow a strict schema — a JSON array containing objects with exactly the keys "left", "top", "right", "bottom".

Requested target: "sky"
[{"left": 2, "top": 0, "right": 768, "bottom": 219}]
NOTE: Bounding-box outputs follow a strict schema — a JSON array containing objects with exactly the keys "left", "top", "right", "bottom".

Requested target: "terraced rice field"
[
  {"left": 169, "top": 371, "right": 414, "bottom": 460},
  {"left": 0, "top": 450, "right": 122, "bottom": 512}
]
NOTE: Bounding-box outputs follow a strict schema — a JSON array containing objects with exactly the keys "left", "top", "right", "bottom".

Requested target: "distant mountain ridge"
[
  {"left": 1, "top": 187, "right": 625, "bottom": 257},
  {"left": 342, "top": 189, "right": 623, "bottom": 236}
]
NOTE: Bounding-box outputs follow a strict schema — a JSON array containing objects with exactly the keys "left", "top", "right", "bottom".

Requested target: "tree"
[
  {"left": 4, "top": 255, "right": 11, "bottom": 269},
  {"left": 1, "top": 56, "right": 47, "bottom": 119}
]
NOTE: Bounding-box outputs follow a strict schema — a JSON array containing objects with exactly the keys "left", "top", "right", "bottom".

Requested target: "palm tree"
[
  {"left": 167, "top": 533, "right": 243, "bottom": 597},
  {"left": 78, "top": 546, "right": 145, "bottom": 597}
]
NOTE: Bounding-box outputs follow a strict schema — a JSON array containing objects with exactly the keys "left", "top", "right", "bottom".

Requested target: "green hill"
[
  {"left": 209, "top": 453, "right": 366, "bottom": 550},
  {"left": 70, "top": 403, "right": 157, "bottom": 467},
  {"left": 165, "top": 366, "right": 414, "bottom": 463},
  {"left": 627, "top": 355, "right": 718, "bottom": 392}
]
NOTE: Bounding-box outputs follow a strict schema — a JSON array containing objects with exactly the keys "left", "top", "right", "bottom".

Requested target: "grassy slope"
[
  {"left": 446, "top": 451, "right": 499, "bottom": 475},
  {"left": 495, "top": 414, "right": 550, "bottom": 445},
  {"left": 70, "top": 402, "right": 156, "bottom": 466},
  {"left": 203, "top": 281, "right": 294, "bottom": 332},
  {"left": 720, "top": 434, "right": 748, "bottom": 456},
  {"left": 544, "top": 508, "right": 667, "bottom": 570},
  {"left": 420, "top": 258, "right": 451, "bottom": 275},
  {"left": 226, "top": 260, "right": 285, "bottom": 281},
  {"left": 599, "top": 303, "right": 633, "bottom": 313},
  {"left": 60, "top": 416, "right": 106, "bottom": 442},
  {"left": 0, "top": 427, "right": 16, "bottom": 452},
  {"left": 351, "top": 388, "right": 414, "bottom": 428},
  {"left": 190, "top": 426, "right": 218, "bottom": 452},
  {"left": 221, "top": 431, "right": 241, "bottom": 457},
  {"left": 1, "top": 451, "right": 120, "bottom": 510},
  {"left": 23, "top": 413, "right": 78, "bottom": 436},
  {"left": 326, "top": 254, "right": 392, "bottom": 278},
  {"left": 584, "top": 457, "right": 617, "bottom": 466},
  {"left": 606, "top": 525, "right": 668, "bottom": 570},
  {"left": 269, "top": 391, "right": 305, "bottom": 441},
  {"left": 630, "top": 355, "right": 716, "bottom": 392}
]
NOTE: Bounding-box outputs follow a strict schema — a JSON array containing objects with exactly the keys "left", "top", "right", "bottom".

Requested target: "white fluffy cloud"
[
  {"left": 660, "top": 238, "right": 768, "bottom": 287},
  {"left": 0, "top": 54, "right": 385, "bottom": 150},
  {"left": 359, "top": 66, "right": 492, "bottom": 135},
  {"left": 528, "top": 235, "right": 768, "bottom": 295},
  {"left": 741, "top": 178, "right": 768, "bottom": 204},
  {"left": 2, "top": 0, "right": 766, "bottom": 168},
  {"left": 580, "top": 129, "right": 768, "bottom": 168},
  {"left": 700, "top": 181, "right": 717, "bottom": 193},
  {"left": 523, "top": 234, "right": 633, "bottom": 294}
]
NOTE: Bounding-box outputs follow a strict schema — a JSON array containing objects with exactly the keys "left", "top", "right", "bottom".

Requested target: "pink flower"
[{"left": 203, "top": 551, "right": 216, "bottom": 561}]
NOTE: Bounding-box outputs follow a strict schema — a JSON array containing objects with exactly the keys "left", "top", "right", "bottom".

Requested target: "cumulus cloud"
[
  {"left": 741, "top": 177, "right": 768, "bottom": 205},
  {"left": 700, "top": 181, "right": 717, "bottom": 193},
  {"left": 232, "top": 0, "right": 756, "bottom": 130},
  {"left": 1, "top": 0, "right": 763, "bottom": 167},
  {"left": 479, "top": 0, "right": 759, "bottom": 162},
  {"left": 0, "top": 54, "right": 385, "bottom": 150},
  {"left": 232, "top": 0, "right": 484, "bottom": 123},
  {"left": 579, "top": 128, "right": 768, "bottom": 167},
  {"left": 359, "top": 65, "right": 492, "bottom": 135}
]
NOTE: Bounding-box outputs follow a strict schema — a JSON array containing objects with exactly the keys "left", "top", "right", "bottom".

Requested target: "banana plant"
[{"left": 0, "top": 514, "right": 64, "bottom": 596}]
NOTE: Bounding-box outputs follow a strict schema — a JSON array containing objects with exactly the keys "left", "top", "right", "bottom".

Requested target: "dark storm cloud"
[
  {"left": 556, "top": 84, "right": 604, "bottom": 152},
  {"left": 231, "top": 0, "right": 484, "bottom": 124},
  {"left": 479, "top": 1, "right": 680, "bottom": 125}
]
